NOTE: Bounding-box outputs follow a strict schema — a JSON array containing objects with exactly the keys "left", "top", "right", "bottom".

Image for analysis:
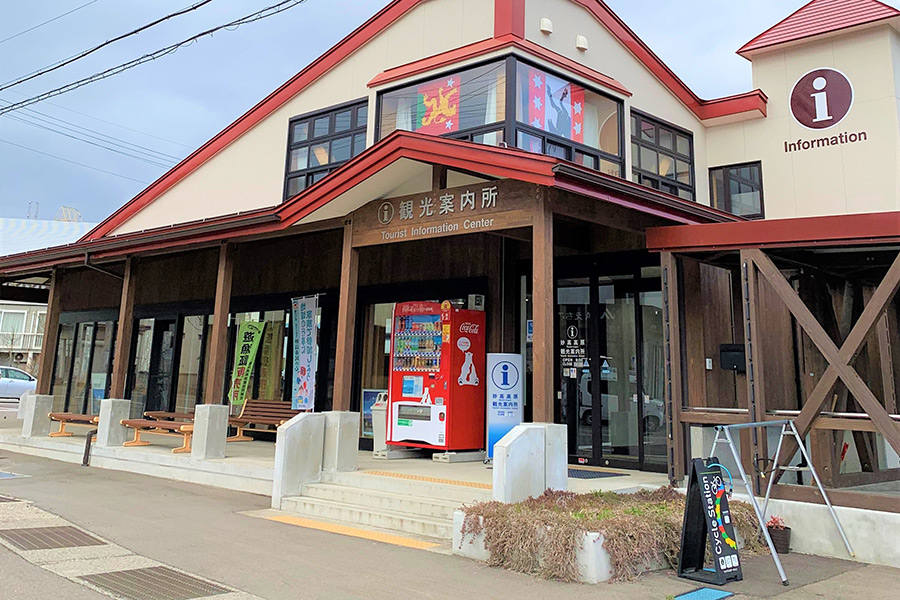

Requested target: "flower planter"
[{"left": 767, "top": 526, "right": 791, "bottom": 554}]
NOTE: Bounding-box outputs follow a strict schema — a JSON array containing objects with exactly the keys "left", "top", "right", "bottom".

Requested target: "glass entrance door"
[
  {"left": 556, "top": 257, "right": 666, "bottom": 472},
  {"left": 145, "top": 319, "right": 177, "bottom": 413}
]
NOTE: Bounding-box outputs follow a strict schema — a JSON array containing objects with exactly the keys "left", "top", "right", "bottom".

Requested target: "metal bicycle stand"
[{"left": 708, "top": 420, "right": 854, "bottom": 587}]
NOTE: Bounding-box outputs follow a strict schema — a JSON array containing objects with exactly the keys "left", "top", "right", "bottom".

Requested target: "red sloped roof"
[{"left": 738, "top": 0, "right": 900, "bottom": 57}]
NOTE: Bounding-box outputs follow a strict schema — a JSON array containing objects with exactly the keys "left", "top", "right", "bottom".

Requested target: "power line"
[
  {"left": 4, "top": 113, "right": 175, "bottom": 168},
  {"left": 0, "top": 138, "right": 150, "bottom": 184},
  {"left": 5, "top": 90, "right": 193, "bottom": 149},
  {"left": 0, "top": 0, "right": 101, "bottom": 46},
  {"left": 0, "top": 0, "right": 307, "bottom": 116},
  {"left": 0, "top": 0, "right": 216, "bottom": 93},
  {"left": 1, "top": 98, "right": 183, "bottom": 163}
]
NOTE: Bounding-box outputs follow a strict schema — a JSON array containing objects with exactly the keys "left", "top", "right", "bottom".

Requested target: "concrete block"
[
  {"left": 17, "top": 392, "right": 32, "bottom": 420},
  {"left": 322, "top": 411, "right": 360, "bottom": 473},
  {"left": 95, "top": 399, "right": 131, "bottom": 448},
  {"left": 191, "top": 404, "right": 229, "bottom": 460},
  {"left": 493, "top": 424, "right": 545, "bottom": 503},
  {"left": 544, "top": 423, "right": 568, "bottom": 492},
  {"left": 21, "top": 395, "right": 53, "bottom": 437},
  {"left": 271, "top": 412, "right": 326, "bottom": 509}
]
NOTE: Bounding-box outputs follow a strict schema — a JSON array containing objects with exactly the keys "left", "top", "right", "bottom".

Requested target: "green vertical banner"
[{"left": 229, "top": 321, "right": 264, "bottom": 406}]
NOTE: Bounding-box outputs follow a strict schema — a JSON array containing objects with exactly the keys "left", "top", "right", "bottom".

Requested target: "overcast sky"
[{"left": 1, "top": 0, "right": 892, "bottom": 223}]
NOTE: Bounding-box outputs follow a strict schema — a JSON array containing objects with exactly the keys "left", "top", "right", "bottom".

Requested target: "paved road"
[{"left": 0, "top": 449, "right": 897, "bottom": 600}]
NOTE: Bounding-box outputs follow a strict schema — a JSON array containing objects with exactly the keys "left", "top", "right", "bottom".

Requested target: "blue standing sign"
[{"left": 486, "top": 353, "right": 524, "bottom": 459}]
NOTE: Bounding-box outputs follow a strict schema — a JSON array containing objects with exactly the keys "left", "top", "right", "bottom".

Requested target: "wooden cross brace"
[{"left": 745, "top": 249, "right": 900, "bottom": 479}]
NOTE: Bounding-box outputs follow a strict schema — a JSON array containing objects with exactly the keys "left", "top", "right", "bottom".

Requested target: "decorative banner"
[
  {"left": 291, "top": 295, "right": 319, "bottom": 410},
  {"left": 417, "top": 74, "right": 460, "bottom": 135},
  {"left": 486, "top": 353, "right": 524, "bottom": 460},
  {"left": 229, "top": 321, "right": 264, "bottom": 406},
  {"left": 527, "top": 66, "right": 585, "bottom": 144}
]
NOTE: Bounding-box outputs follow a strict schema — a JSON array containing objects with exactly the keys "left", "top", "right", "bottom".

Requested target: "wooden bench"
[
  {"left": 48, "top": 413, "right": 99, "bottom": 437},
  {"left": 120, "top": 418, "right": 194, "bottom": 454},
  {"left": 228, "top": 400, "right": 301, "bottom": 442}
]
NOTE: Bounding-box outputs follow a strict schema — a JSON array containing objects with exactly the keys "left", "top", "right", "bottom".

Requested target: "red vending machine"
[{"left": 387, "top": 301, "right": 486, "bottom": 451}]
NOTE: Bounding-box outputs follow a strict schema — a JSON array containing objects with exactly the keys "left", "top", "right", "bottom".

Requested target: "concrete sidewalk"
[{"left": 0, "top": 449, "right": 896, "bottom": 600}]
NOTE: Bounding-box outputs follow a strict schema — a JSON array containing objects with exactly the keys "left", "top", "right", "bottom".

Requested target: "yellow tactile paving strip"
[
  {"left": 361, "top": 470, "right": 492, "bottom": 490},
  {"left": 265, "top": 515, "right": 440, "bottom": 550}
]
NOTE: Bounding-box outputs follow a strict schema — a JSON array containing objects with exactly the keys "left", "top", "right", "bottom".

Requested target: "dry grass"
[{"left": 460, "top": 487, "right": 766, "bottom": 582}]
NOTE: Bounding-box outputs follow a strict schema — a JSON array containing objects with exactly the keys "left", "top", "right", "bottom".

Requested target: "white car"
[{"left": 0, "top": 366, "right": 37, "bottom": 399}]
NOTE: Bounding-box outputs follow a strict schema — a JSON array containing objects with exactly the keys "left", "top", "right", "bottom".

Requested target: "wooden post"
[
  {"left": 36, "top": 268, "right": 61, "bottom": 395},
  {"left": 531, "top": 188, "right": 554, "bottom": 423},
  {"left": 109, "top": 258, "right": 136, "bottom": 399},
  {"left": 739, "top": 251, "right": 767, "bottom": 493},
  {"left": 332, "top": 220, "right": 359, "bottom": 412},
  {"left": 204, "top": 243, "right": 234, "bottom": 405},
  {"left": 661, "top": 252, "right": 686, "bottom": 484}
]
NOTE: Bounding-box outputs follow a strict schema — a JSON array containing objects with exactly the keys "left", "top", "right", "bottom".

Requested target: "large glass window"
[
  {"left": 227, "top": 310, "right": 293, "bottom": 405},
  {"left": 86, "top": 322, "right": 114, "bottom": 414},
  {"left": 631, "top": 112, "right": 694, "bottom": 201},
  {"left": 129, "top": 319, "right": 155, "bottom": 417},
  {"left": 380, "top": 62, "right": 507, "bottom": 140},
  {"left": 174, "top": 315, "right": 210, "bottom": 414},
  {"left": 515, "top": 62, "right": 621, "bottom": 175},
  {"left": 284, "top": 100, "right": 368, "bottom": 199},
  {"left": 710, "top": 162, "right": 764, "bottom": 219}
]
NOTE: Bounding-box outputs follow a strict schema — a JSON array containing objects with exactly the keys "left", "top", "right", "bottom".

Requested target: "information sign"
[{"left": 486, "top": 353, "right": 524, "bottom": 459}]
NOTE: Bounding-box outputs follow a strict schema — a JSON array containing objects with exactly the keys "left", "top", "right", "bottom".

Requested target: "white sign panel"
[{"left": 486, "top": 353, "right": 524, "bottom": 460}]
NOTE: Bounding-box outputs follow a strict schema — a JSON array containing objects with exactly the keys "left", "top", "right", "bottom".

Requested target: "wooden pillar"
[
  {"left": 332, "top": 220, "right": 359, "bottom": 412},
  {"left": 739, "top": 251, "right": 767, "bottom": 493},
  {"left": 204, "top": 243, "right": 234, "bottom": 405},
  {"left": 109, "top": 259, "right": 136, "bottom": 399},
  {"left": 661, "top": 252, "right": 686, "bottom": 484},
  {"left": 531, "top": 188, "right": 554, "bottom": 423},
  {"left": 36, "top": 268, "right": 62, "bottom": 395}
]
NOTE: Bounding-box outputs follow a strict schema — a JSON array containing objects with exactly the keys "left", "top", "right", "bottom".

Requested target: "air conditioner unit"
[{"left": 13, "top": 353, "right": 26, "bottom": 363}]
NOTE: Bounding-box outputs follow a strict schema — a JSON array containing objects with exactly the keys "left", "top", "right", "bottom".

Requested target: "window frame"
[
  {"left": 630, "top": 109, "right": 695, "bottom": 201},
  {"left": 374, "top": 55, "right": 625, "bottom": 177},
  {"left": 709, "top": 161, "right": 765, "bottom": 219},
  {"left": 283, "top": 98, "right": 369, "bottom": 201}
]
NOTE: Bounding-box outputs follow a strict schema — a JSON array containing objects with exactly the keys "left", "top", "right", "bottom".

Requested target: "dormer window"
[
  {"left": 284, "top": 100, "right": 368, "bottom": 199},
  {"left": 379, "top": 62, "right": 507, "bottom": 143},
  {"left": 376, "top": 57, "right": 624, "bottom": 178}
]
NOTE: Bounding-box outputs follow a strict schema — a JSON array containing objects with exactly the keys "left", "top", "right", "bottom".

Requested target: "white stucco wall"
[
  {"left": 706, "top": 25, "right": 900, "bottom": 219},
  {"left": 111, "top": 0, "right": 494, "bottom": 235}
]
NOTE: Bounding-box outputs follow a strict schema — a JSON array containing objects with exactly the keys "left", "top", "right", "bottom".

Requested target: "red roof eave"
[{"left": 647, "top": 211, "right": 900, "bottom": 253}]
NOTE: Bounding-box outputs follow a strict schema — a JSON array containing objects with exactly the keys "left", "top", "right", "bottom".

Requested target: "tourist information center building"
[{"left": 3, "top": 0, "right": 900, "bottom": 508}]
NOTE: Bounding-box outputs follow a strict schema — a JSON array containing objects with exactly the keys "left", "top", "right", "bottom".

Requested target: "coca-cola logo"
[{"left": 459, "top": 322, "right": 480, "bottom": 334}]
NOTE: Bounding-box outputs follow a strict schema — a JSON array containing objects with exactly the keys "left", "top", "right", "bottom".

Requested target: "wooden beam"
[
  {"left": 36, "top": 268, "right": 61, "bottom": 395},
  {"left": 877, "top": 312, "right": 897, "bottom": 413},
  {"left": 750, "top": 249, "right": 900, "bottom": 465},
  {"left": 109, "top": 259, "right": 136, "bottom": 399},
  {"left": 661, "top": 251, "right": 686, "bottom": 483},
  {"left": 203, "top": 244, "right": 234, "bottom": 405},
  {"left": 431, "top": 164, "right": 447, "bottom": 191},
  {"left": 332, "top": 220, "right": 359, "bottom": 412},
  {"left": 531, "top": 188, "right": 554, "bottom": 423}
]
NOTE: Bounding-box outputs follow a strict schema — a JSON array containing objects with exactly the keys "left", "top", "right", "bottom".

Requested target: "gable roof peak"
[{"left": 738, "top": 0, "right": 900, "bottom": 57}]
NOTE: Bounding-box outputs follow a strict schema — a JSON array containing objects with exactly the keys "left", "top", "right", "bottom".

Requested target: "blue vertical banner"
[
  {"left": 486, "top": 353, "right": 524, "bottom": 459},
  {"left": 291, "top": 295, "right": 319, "bottom": 411}
]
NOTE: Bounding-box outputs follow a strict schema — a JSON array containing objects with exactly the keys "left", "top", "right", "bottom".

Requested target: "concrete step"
[
  {"left": 280, "top": 496, "right": 453, "bottom": 540},
  {"left": 321, "top": 471, "right": 492, "bottom": 504},
  {"left": 300, "top": 482, "right": 462, "bottom": 520}
]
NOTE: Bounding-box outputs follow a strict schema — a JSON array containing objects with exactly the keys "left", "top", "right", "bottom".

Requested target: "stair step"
[
  {"left": 280, "top": 496, "right": 453, "bottom": 540},
  {"left": 301, "top": 483, "right": 462, "bottom": 519},
  {"left": 322, "top": 471, "right": 492, "bottom": 504}
]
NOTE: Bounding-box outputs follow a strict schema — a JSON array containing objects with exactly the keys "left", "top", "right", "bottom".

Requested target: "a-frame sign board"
[{"left": 678, "top": 457, "right": 743, "bottom": 586}]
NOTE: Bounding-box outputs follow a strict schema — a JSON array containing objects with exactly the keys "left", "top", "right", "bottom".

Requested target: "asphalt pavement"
[{"left": 0, "top": 446, "right": 897, "bottom": 599}]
